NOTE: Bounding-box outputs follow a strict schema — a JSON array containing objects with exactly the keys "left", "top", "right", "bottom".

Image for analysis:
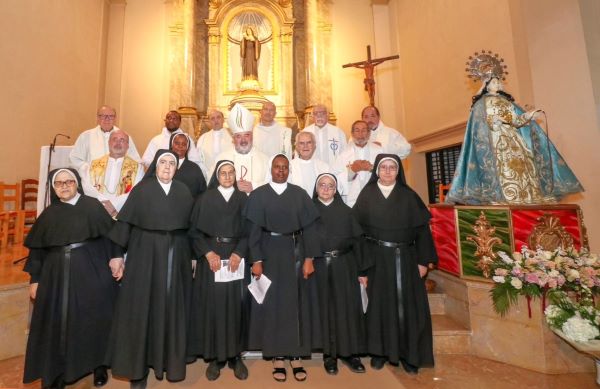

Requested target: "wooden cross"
[{"left": 342, "top": 45, "right": 399, "bottom": 106}]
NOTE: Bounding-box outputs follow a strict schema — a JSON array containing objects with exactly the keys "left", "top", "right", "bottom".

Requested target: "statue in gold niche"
[{"left": 240, "top": 26, "right": 260, "bottom": 80}]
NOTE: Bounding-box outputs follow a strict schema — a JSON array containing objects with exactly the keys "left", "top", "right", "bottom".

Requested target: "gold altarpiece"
[{"left": 164, "top": 0, "right": 336, "bottom": 140}]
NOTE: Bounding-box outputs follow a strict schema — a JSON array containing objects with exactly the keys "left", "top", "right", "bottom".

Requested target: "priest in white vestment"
[
  {"left": 289, "top": 131, "right": 331, "bottom": 195},
  {"left": 302, "top": 104, "right": 347, "bottom": 165},
  {"left": 212, "top": 104, "right": 269, "bottom": 194},
  {"left": 334, "top": 120, "right": 383, "bottom": 207},
  {"left": 80, "top": 129, "right": 144, "bottom": 217},
  {"left": 69, "top": 105, "right": 141, "bottom": 170},
  {"left": 196, "top": 109, "right": 232, "bottom": 173},
  {"left": 253, "top": 101, "right": 292, "bottom": 159},
  {"left": 142, "top": 110, "right": 206, "bottom": 177},
  {"left": 361, "top": 106, "right": 411, "bottom": 159}
]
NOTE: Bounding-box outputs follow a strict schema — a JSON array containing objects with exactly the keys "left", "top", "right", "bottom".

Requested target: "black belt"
[
  {"left": 208, "top": 235, "right": 239, "bottom": 244},
  {"left": 365, "top": 235, "right": 411, "bottom": 346},
  {"left": 59, "top": 239, "right": 93, "bottom": 356},
  {"left": 322, "top": 247, "right": 352, "bottom": 259},
  {"left": 364, "top": 235, "right": 414, "bottom": 249},
  {"left": 263, "top": 228, "right": 303, "bottom": 238}
]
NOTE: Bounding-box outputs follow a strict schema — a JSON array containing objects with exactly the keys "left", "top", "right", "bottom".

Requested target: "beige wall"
[
  {"left": 515, "top": 0, "right": 600, "bottom": 249},
  {"left": 329, "top": 0, "right": 376, "bottom": 134},
  {"left": 116, "top": 0, "right": 170, "bottom": 154},
  {"left": 1, "top": 1, "right": 598, "bottom": 248},
  {"left": 0, "top": 0, "right": 108, "bottom": 182}
]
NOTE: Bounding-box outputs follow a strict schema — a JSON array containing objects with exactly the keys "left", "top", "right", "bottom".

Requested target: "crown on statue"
[{"left": 465, "top": 50, "right": 508, "bottom": 82}]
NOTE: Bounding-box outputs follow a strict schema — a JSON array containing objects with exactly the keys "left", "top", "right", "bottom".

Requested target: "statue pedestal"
[
  {"left": 228, "top": 88, "right": 269, "bottom": 111},
  {"left": 429, "top": 204, "right": 587, "bottom": 280},
  {"left": 428, "top": 203, "right": 593, "bottom": 373}
]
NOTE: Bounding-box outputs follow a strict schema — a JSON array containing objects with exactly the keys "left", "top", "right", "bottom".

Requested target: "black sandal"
[
  {"left": 290, "top": 358, "right": 307, "bottom": 382},
  {"left": 272, "top": 358, "right": 287, "bottom": 382},
  {"left": 292, "top": 366, "right": 307, "bottom": 381}
]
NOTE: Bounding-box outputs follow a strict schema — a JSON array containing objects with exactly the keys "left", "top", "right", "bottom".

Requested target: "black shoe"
[
  {"left": 49, "top": 375, "right": 65, "bottom": 389},
  {"left": 206, "top": 360, "right": 225, "bottom": 381},
  {"left": 370, "top": 356, "right": 386, "bottom": 370},
  {"left": 228, "top": 357, "right": 248, "bottom": 380},
  {"left": 324, "top": 357, "right": 338, "bottom": 375},
  {"left": 400, "top": 360, "right": 419, "bottom": 375},
  {"left": 341, "top": 356, "right": 365, "bottom": 373},
  {"left": 130, "top": 375, "right": 148, "bottom": 389},
  {"left": 93, "top": 366, "right": 108, "bottom": 387}
]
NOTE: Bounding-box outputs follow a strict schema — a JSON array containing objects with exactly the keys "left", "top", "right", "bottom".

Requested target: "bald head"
[
  {"left": 97, "top": 105, "right": 117, "bottom": 132},
  {"left": 108, "top": 129, "right": 129, "bottom": 158},
  {"left": 260, "top": 101, "right": 277, "bottom": 126},
  {"left": 208, "top": 109, "right": 225, "bottom": 131}
]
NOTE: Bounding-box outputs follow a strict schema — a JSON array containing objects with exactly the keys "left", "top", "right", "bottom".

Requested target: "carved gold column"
[
  {"left": 304, "top": 0, "right": 333, "bottom": 120},
  {"left": 167, "top": 0, "right": 198, "bottom": 138}
]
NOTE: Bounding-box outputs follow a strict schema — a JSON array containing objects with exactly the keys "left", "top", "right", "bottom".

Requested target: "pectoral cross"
[
  {"left": 342, "top": 45, "right": 399, "bottom": 106},
  {"left": 329, "top": 138, "right": 339, "bottom": 157}
]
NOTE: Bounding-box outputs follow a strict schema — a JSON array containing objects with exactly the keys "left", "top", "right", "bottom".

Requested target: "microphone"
[{"left": 50, "top": 133, "right": 71, "bottom": 152}]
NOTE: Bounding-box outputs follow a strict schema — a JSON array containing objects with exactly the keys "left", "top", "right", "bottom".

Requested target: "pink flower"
[
  {"left": 547, "top": 278, "right": 558, "bottom": 288},
  {"left": 525, "top": 273, "right": 540, "bottom": 284},
  {"left": 495, "top": 268, "right": 508, "bottom": 276}
]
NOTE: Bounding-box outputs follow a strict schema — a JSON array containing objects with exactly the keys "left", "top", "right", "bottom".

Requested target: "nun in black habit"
[
  {"left": 23, "top": 168, "right": 118, "bottom": 389},
  {"left": 244, "top": 154, "right": 321, "bottom": 382},
  {"left": 188, "top": 160, "right": 249, "bottom": 381},
  {"left": 353, "top": 154, "right": 437, "bottom": 374},
  {"left": 106, "top": 150, "right": 194, "bottom": 388},
  {"left": 169, "top": 132, "right": 207, "bottom": 198},
  {"left": 312, "top": 173, "right": 370, "bottom": 375}
]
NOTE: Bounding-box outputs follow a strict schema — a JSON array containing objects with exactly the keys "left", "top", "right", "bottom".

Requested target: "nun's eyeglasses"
[
  {"left": 53, "top": 180, "right": 76, "bottom": 188},
  {"left": 318, "top": 183, "right": 335, "bottom": 190}
]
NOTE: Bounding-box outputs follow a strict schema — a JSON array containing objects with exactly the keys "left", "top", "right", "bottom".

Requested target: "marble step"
[
  {"left": 432, "top": 314, "right": 471, "bottom": 355},
  {"left": 427, "top": 292, "right": 446, "bottom": 315}
]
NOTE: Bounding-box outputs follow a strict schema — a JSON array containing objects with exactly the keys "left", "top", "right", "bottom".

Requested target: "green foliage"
[{"left": 490, "top": 282, "right": 520, "bottom": 316}]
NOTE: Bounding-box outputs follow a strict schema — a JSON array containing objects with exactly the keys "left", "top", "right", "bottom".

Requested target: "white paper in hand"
[
  {"left": 248, "top": 274, "right": 271, "bottom": 304},
  {"left": 214, "top": 258, "right": 245, "bottom": 282},
  {"left": 360, "top": 283, "right": 369, "bottom": 313}
]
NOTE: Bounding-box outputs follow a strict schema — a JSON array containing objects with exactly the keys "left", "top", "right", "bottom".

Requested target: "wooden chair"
[
  {"left": 20, "top": 179, "right": 39, "bottom": 240},
  {"left": 0, "top": 212, "right": 8, "bottom": 248},
  {"left": 0, "top": 182, "right": 23, "bottom": 246},
  {"left": 438, "top": 183, "right": 451, "bottom": 203}
]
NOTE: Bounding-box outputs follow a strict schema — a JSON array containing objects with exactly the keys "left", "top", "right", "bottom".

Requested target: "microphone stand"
[{"left": 14, "top": 134, "right": 69, "bottom": 265}]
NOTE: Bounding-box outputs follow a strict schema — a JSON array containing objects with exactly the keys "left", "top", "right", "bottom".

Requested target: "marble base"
[
  {"left": 0, "top": 282, "right": 29, "bottom": 360},
  {"left": 429, "top": 271, "right": 595, "bottom": 374}
]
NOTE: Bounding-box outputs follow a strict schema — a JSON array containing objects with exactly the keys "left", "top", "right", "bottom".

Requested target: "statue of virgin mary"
[{"left": 446, "top": 52, "right": 583, "bottom": 205}]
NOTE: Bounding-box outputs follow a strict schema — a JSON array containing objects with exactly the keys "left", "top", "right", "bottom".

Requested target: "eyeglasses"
[
  {"left": 53, "top": 180, "right": 76, "bottom": 188},
  {"left": 97, "top": 114, "right": 116, "bottom": 120},
  {"left": 318, "top": 183, "right": 336, "bottom": 190}
]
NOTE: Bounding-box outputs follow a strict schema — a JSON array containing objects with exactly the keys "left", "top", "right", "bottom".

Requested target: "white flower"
[
  {"left": 544, "top": 305, "right": 564, "bottom": 320},
  {"left": 510, "top": 278, "right": 523, "bottom": 289},
  {"left": 562, "top": 314, "right": 600, "bottom": 342},
  {"left": 498, "top": 251, "right": 513, "bottom": 264},
  {"left": 492, "top": 276, "right": 505, "bottom": 283},
  {"left": 567, "top": 269, "right": 580, "bottom": 282}
]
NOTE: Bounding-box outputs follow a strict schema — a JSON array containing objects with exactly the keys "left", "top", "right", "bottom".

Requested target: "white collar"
[
  {"left": 377, "top": 181, "right": 395, "bottom": 190},
  {"left": 108, "top": 156, "right": 125, "bottom": 163},
  {"left": 157, "top": 177, "right": 172, "bottom": 194},
  {"left": 318, "top": 197, "right": 334, "bottom": 206},
  {"left": 269, "top": 181, "right": 288, "bottom": 195},
  {"left": 218, "top": 185, "right": 235, "bottom": 201},
  {"left": 62, "top": 192, "right": 81, "bottom": 205},
  {"left": 178, "top": 157, "right": 185, "bottom": 168},
  {"left": 163, "top": 127, "right": 182, "bottom": 137},
  {"left": 298, "top": 157, "right": 313, "bottom": 164}
]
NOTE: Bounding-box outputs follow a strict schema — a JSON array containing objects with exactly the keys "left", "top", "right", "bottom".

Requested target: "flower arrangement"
[
  {"left": 489, "top": 246, "right": 600, "bottom": 317},
  {"left": 544, "top": 290, "right": 600, "bottom": 342}
]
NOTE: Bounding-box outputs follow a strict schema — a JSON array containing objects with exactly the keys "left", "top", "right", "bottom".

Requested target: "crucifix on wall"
[{"left": 342, "top": 45, "right": 399, "bottom": 106}]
